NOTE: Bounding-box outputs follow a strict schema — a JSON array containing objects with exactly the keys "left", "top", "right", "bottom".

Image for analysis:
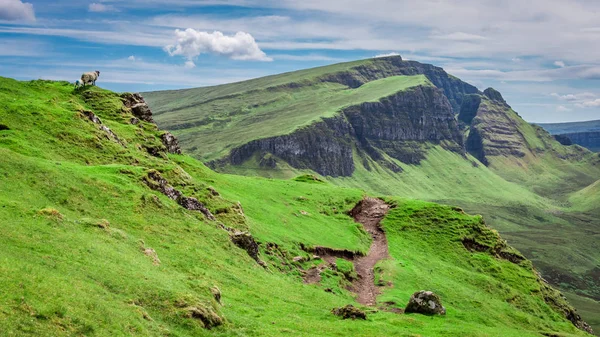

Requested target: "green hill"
[
  {"left": 144, "top": 56, "right": 600, "bottom": 332},
  {"left": 0, "top": 77, "right": 594, "bottom": 336}
]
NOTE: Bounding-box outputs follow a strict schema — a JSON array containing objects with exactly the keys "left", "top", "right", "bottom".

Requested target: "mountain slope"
[
  {"left": 144, "top": 56, "right": 600, "bottom": 332},
  {"left": 0, "top": 77, "right": 593, "bottom": 336}
]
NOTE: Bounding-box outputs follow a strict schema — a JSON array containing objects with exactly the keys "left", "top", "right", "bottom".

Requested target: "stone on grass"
[{"left": 405, "top": 290, "right": 446, "bottom": 315}]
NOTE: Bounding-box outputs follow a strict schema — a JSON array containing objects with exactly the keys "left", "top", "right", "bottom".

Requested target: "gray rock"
[
  {"left": 121, "top": 93, "right": 155, "bottom": 123},
  {"left": 405, "top": 290, "right": 446, "bottom": 315},
  {"left": 160, "top": 132, "right": 182, "bottom": 154}
]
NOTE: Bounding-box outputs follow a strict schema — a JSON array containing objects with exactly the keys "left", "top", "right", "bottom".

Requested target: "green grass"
[{"left": 0, "top": 77, "right": 593, "bottom": 336}]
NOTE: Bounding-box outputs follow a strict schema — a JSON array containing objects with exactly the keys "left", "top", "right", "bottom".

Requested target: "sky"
[{"left": 0, "top": 0, "right": 600, "bottom": 123}]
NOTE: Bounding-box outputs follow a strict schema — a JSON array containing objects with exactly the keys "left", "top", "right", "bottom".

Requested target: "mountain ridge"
[{"left": 144, "top": 56, "right": 600, "bottom": 332}]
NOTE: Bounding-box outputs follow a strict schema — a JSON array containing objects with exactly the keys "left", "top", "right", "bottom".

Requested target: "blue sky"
[{"left": 1, "top": 0, "right": 600, "bottom": 123}]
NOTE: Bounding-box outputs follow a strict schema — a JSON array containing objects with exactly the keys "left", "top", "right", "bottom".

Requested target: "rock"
[
  {"left": 187, "top": 306, "right": 223, "bottom": 329},
  {"left": 331, "top": 305, "right": 367, "bottom": 320},
  {"left": 121, "top": 93, "right": 155, "bottom": 123},
  {"left": 405, "top": 290, "right": 446, "bottom": 315},
  {"left": 160, "top": 132, "right": 182, "bottom": 154},
  {"left": 483, "top": 87, "right": 508, "bottom": 105},
  {"left": 230, "top": 231, "right": 264, "bottom": 266},
  {"left": 177, "top": 196, "right": 216, "bottom": 221},
  {"left": 210, "top": 286, "right": 222, "bottom": 305},
  {"left": 80, "top": 110, "right": 124, "bottom": 146},
  {"left": 130, "top": 117, "right": 140, "bottom": 125},
  {"left": 144, "top": 170, "right": 215, "bottom": 220},
  {"left": 292, "top": 256, "right": 304, "bottom": 262}
]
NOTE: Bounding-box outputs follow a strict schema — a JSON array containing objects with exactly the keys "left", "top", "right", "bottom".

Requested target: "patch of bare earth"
[
  {"left": 349, "top": 197, "right": 390, "bottom": 306},
  {"left": 302, "top": 198, "right": 390, "bottom": 307}
]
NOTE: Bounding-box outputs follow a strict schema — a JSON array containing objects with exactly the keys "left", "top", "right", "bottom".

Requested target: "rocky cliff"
[
  {"left": 211, "top": 85, "right": 463, "bottom": 177},
  {"left": 555, "top": 132, "right": 600, "bottom": 152},
  {"left": 322, "top": 56, "right": 480, "bottom": 113}
]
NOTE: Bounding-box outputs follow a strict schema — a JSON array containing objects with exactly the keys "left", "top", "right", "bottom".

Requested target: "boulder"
[
  {"left": 121, "top": 93, "right": 155, "bottom": 123},
  {"left": 331, "top": 305, "right": 367, "bottom": 320},
  {"left": 405, "top": 290, "right": 446, "bottom": 315},
  {"left": 161, "top": 132, "right": 182, "bottom": 154}
]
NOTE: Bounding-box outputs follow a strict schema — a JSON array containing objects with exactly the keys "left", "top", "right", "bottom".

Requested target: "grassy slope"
[
  {"left": 0, "top": 78, "right": 591, "bottom": 336},
  {"left": 145, "top": 68, "right": 429, "bottom": 161}
]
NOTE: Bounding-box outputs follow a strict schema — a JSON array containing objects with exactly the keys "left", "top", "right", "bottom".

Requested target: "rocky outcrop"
[
  {"left": 331, "top": 305, "right": 367, "bottom": 320},
  {"left": 404, "top": 291, "right": 446, "bottom": 315},
  {"left": 215, "top": 86, "right": 464, "bottom": 177},
  {"left": 80, "top": 109, "right": 124, "bottom": 146},
  {"left": 466, "top": 98, "right": 528, "bottom": 164},
  {"left": 121, "top": 93, "right": 155, "bottom": 124},
  {"left": 160, "top": 132, "right": 182, "bottom": 154},
  {"left": 321, "top": 56, "right": 480, "bottom": 113},
  {"left": 144, "top": 170, "right": 216, "bottom": 220},
  {"left": 230, "top": 231, "right": 266, "bottom": 266}
]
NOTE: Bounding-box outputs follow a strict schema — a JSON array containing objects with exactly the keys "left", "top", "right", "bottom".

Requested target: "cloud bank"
[
  {"left": 165, "top": 29, "right": 272, "bottom": 65},
  {"left": 89, "top": 3, "right": 119, "bottom": 12},
  {"left": 0, "top": 0, "right": 35, "bottom": 21}
]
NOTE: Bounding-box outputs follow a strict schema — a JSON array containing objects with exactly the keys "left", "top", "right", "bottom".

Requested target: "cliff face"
[
  {"left": 556, "top": 132, "right": 600, "bottom": 152},
  {"left": 322, "top": 56, "right": 480, "bottom": 113},
  {"left": 213, "top": 85, "right": 463, "bottom": 177}
]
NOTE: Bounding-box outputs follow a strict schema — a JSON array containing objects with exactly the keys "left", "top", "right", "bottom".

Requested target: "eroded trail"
[
  {"left": 302, "top": 198, "right": 390, "bottom": 306},
  {"left": 350, "top": 198, "right": 390, "bottom": 306}
]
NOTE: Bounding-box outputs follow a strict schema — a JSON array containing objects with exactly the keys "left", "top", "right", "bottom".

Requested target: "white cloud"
[
  {"left": 164, "top": 29, "right": 272, "bottom": 62},
  {"left": 554, "top": 60, "right": 566, "bottom": 68},
  {"left": 551, "top": 92, "right": 596, "bottom": 101},
  {"left": 89, "top": 3, "right": 119, "bottom": 12},
  {"left": 374, "top": 52, "right": 400, "bottom": 58},
  {"left": 512, "top": 57, "right": 522, "bottom": 63},
  {"left": 184, "top": 60, "right": 195, "bottom": 68},
  {"left": 0, "top": 0, "right": 35, "bottom": 21},
  {"left": 556, "top": 105, "right": 572, "bottom": 112},
  {"left": 576, "top": 99, "right": 600, "bottom": 108},
  {"left": 128, "top": 55, "right": 136, "bottom": 61}
]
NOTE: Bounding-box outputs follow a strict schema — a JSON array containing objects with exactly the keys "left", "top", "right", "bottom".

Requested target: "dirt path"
[
  {"left": 350, "top": 197, "right": 390, "bottom": 306},
  {"left": 302, "top": 198, "right": 390, "bottom": 306}
]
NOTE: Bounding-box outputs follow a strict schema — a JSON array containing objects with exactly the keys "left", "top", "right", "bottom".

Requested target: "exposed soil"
[
  {"left": 302, "top": 198, "right": 390, "bottom": 306},
  {"left": 349, "top": 197, "right": 390, "bottom": 306}
]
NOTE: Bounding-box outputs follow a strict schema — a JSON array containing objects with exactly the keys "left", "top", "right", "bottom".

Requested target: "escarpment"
[
  {"left": 211, "top": 85, "right": 463, "bottom": 177},
  {"left": 321, "top": 56, "right": 480, "bottom": 112}
]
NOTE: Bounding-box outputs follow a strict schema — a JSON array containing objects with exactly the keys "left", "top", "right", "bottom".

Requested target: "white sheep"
[
  {"left": 81, "top": 70, "right": 100, "bottom": 86},
  {"left": 74, "top": 79, "right": 83, "bottom": 89}
]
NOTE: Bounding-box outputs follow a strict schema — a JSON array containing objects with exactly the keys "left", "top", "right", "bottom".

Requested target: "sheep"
[
  {"left": 74, "top": 79, "right": 83, "bottom": 89},
  {"left": 81, "top": 70, "right": 100, "bottom": 86}
]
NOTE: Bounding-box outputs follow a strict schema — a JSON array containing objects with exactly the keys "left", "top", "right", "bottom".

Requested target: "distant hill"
[
  {"left": 539, "top": 120, "right": 600, "bottom": 152},
  {"left": 144, "top": 56, "right": 600, "bottom": 332}
]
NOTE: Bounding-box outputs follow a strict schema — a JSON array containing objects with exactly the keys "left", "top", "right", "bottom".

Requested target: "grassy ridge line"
[
  {"left": 143, "top": 58, "right": 375, "bottom": 115},
  {"left": 148, "top": 75, "right": 430, "bottom": 161}
]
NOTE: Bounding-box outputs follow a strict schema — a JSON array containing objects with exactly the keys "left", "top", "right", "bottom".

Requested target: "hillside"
[
  {"left": 0, "top": 77, "right": 595, "bottom": 336},
  {"left": 539, "top": 120, "right": 600, "bottom": 152},
  {"left": 144, "top": 56, "right": 600, "bottom": 331}
]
